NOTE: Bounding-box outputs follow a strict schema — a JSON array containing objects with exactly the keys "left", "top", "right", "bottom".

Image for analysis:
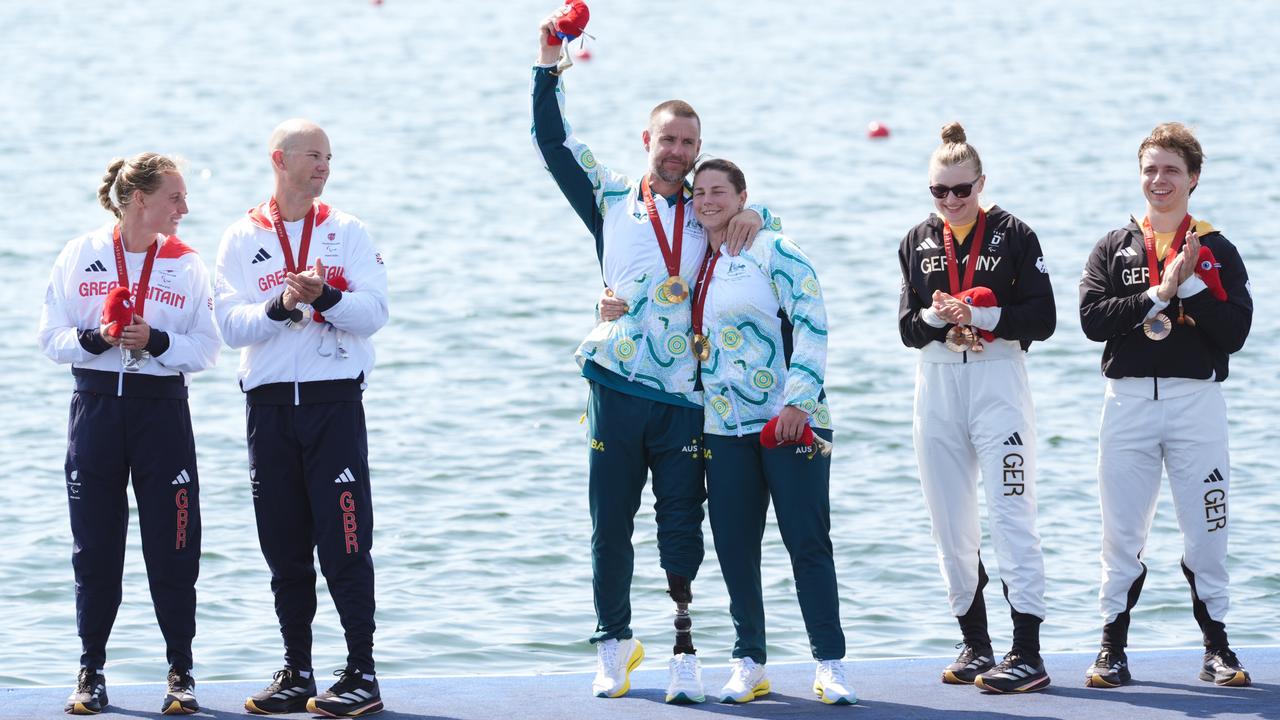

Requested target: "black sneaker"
[
  {"left": 306, "top": 667, "right": 383, "bottom": 717},
  {"left": 244, "top": 667, "right": 316, "bottom": 714},
  {"left": 1200, "top": 647, "right": 1251, "bottom": 687},
  {"left": 161, "top": 667, "right": 199, "bottom": 714},
  {"left": 942, "top": 643, "right": 995, "bottom": 684},
  {"left": 1084, "top": 647, "right": 1130, "bottom": 688},
  {"left": 974, "top": 652, "right": 1051, "bottom": 693},
  {"left": 64, "top": 668, "right": 108, "bottom": 715}
]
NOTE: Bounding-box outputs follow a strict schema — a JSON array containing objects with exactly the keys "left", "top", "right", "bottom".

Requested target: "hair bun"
[{"left": 940, "top": 122, "right": 967, "bottom": 144}]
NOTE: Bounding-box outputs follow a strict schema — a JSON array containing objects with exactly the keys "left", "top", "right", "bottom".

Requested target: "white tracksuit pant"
[
  {"left": 912, "top": 340, "right": 1046, "bottom": 619},
  {"left": 1098, "top": 377, "right": 1230, "bottom": 625}
]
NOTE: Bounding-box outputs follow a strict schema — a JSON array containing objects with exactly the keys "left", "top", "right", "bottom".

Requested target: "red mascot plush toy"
[
  {"left": 1196, "top": 246, "right": 1228, "bottom": 301},
  {"left": 760, "top": 416, "right": 833, "bottom": 457},
  {"left": 545, "top": 0, "right": 590, "bottom": 45},
  {"left": 312, "top": 275, "right": 350, "bottom": 324},
  {"left": 100, "top": 287, "right": 134, "bottom": 338},
  {"left": 955, "top": 285, "right": 998, "bottom": 342}
]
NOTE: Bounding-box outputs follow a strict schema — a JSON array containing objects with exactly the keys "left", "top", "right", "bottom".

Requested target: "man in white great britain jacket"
[{"left": 214, "top": 119, "right": 388, "bottom": 718}]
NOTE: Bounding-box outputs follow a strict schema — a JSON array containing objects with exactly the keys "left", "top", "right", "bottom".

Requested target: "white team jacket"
[
  {"left": 38, "top": 224, "right": 220, "bottom": 381},
  {"left": 214, "top": 200, "right": 388, "bottom": 391}
]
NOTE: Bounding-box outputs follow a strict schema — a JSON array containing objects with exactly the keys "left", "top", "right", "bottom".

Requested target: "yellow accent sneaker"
[
  {"left": 592, "top": 638, "right": 644, "bottom": 698},
  {"left": 719, "top": 657, "right": 769, "bottom": 703},
  {"left": 813, "top": 659, "right": 856, "bottom": 705}
]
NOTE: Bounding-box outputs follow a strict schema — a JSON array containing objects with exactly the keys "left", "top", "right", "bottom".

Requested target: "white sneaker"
[
  {"left": 719, "top": 657, "right": 769, "bottom": 703},
  {"left": 813, "top": 659, "right": 856, "bottom": 705},
  {"left": 591, "top": 638, "right": 644, "bottom": 698},
  {"left": 665, "top": 653, "right": 705, "bottom": 703}
]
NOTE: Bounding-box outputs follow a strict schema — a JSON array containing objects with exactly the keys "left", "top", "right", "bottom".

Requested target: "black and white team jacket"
[
  {"left": 1078, "top": 219, "right": 1252, "bottom": 385},
  {"left": 898, "top": 205, "right": 1056, "bottom": 351}
]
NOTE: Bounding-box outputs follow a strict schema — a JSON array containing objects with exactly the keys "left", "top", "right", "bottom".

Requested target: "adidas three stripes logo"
[
  {"left": 335, "top": 468, "right": 356, "bottom": 484},
  {"left": 1003, "top": 432, "right": 1024, "bottom": 446},
  {"left": 251, "top": 247, "right": 273, "bottom": 264},
  {"left": 84, "top": 259, "right": 107, "bottom": 272}
]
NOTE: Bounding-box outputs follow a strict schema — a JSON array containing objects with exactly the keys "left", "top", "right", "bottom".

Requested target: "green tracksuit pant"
[
  {"left": 587, "top": 381, "right": 706, "bottom": 643},
  {"left": 706, "top": 429, "right": 844, "bottom": 663}
]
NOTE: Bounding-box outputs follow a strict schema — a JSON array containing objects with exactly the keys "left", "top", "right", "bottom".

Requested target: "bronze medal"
[
  {"left": 969, "top": 330, "right": 985, "bottom": 352},
  {"left": 945, "top": 325, "right": 973, "bottom": 352},
  {"left": 1143, "top": 312, "right": 1172, "bottom": 341},
  {"left": 1139, "top": 214, "right": 1194, "bottom": 341}
]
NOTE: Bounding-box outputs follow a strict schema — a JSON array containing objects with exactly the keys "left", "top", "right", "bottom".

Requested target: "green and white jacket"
[
  {"left": 699, "top": 231, "right": 830, "bottom": 436},
  {"left": 531, "top": 64, "right": 780, "bottom": 408}
]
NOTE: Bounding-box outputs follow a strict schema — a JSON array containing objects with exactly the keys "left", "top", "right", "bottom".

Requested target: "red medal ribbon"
[
  {"left": 1141, "top": 214, "right": 1193, "bottom": 288},
  {"left": 268, "top": 197, "right": 315, "bottom": 274},
  {"left": 112, "top": 225, "right": 158, "bottom": 319},
  {"left": 640, "top": 176, "right": 684, "bottom": 279},
  {"left": 691, "top": 248, "right": 721, "bottom": 338},
  {"left": 942, "top": 210, "right": 988, "bottom": 295}
]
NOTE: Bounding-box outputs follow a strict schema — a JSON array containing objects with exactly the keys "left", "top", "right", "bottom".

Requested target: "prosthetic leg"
[{"left": 667, "top": 571, "right": 696, "bottom": 655}]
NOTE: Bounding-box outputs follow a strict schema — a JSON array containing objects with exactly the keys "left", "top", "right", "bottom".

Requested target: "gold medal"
[
  {"left": 1143, "top": 312, "right": 1172, "bottom": 341},
  {"left": 660, "top": 275, "right": 689, "bottom": 304},
  {"left": 692, "top": 333, "right": 710, "bottom": 362},
  {"left": 969, "top": 332, "right": 985, "bottom": 352},
  {"left": 945, "top": 326, "right": 974, "bottom": 352}
]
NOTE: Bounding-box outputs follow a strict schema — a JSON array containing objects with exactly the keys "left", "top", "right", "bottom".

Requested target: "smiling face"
[
  {"left": 643, "top": 111, "right": 701, "bottom": 186},
  {"left": 1141, "top": 146, "right": 1197, "bottom": 215},
  {"left": 929, "top": 159, "right": 984, "bottom": 226},
  {"left": 692, "top": 168, "right": 747, "bottom": 234},
  {"left": 130, "top": 172, "right": 188, "bottom": 236}
]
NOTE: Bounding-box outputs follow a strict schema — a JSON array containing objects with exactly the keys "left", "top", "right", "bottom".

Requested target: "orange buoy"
[{"left": 867, "top": 121, "right": 890, "bottom": 139}]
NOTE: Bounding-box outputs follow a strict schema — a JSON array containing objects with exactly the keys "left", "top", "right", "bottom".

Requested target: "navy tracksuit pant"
[
  {"left": 64, "top": 370, "right": 201, "bottom": 672},
  {"left": 587, "top": 381, "right": 705, "bottom": 643},
  {"left": 246, "top": 379, "right": 376, "bottom": 674},
  {"left": 706, "top": 429, "right": 844, "bottom": 664}
]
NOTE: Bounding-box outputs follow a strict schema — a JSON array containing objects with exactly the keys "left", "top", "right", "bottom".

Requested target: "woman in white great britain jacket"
[
  {"left": 38, "top": 153, "right": 219, "bottom": 716},
  {"left": 897, "top": 123, "right": 1056, "bottom": 694}
]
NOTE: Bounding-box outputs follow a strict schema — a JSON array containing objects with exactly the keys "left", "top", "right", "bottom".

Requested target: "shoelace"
[
  {"left": 819, "top": 661, "right": 847, "bottom": 685},
  {"left": 268, "top": 668, "right": 291, "bottom": 692},
  {"left": 673, "top": 655, "right": 698, "bottom": 682},
  {"left": 731, "top": 657, "right": 759, "bottom": 685},
  {"left": 167, "top": 670, "right": 193, "bottom": 692},
  {"left": 1210, "top": 648, "right": 1240, "bottom": 667},
  {"left": 996, "top": 652, "right": 1022, "bottom": 670},
  {"left": 1096, "top": 649, "right": 1120, "bottom": 667},
  {"left": 331, "top": 667, "right": 363, "bottom": 690},
  {"left": 598, "top": 642, "right": 619, "bottom": 671},
  {"left": 75, "top": 669, "right": 97, "bottom": 694}
]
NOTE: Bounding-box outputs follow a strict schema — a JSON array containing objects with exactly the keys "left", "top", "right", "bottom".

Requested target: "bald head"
[
  {"left": 269, "top": 118, "right": 332, "bottom": 210},
  {"left": 269, "top": 118, "right": 328, "bottom": 154}
]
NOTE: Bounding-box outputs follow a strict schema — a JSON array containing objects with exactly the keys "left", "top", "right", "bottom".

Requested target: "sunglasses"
[{"left": 928, "top": 177, "right": 981, "bottom": 199}]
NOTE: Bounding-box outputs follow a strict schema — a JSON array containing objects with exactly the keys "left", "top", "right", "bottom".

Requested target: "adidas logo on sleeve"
[
  {"left": 335, "top": 468, "right": 356, "bottom": 484},
  {"left": 1003, "top": 432, "right": 1024, "bottom": 446}
]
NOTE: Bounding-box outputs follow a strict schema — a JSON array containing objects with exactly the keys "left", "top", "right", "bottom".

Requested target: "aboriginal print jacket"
[
  {"left": 531, "top": 65, "right": 779, "bottom": 408},
  {"left": 699, "top": 231, "right": 830, "bottom": 436}
]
